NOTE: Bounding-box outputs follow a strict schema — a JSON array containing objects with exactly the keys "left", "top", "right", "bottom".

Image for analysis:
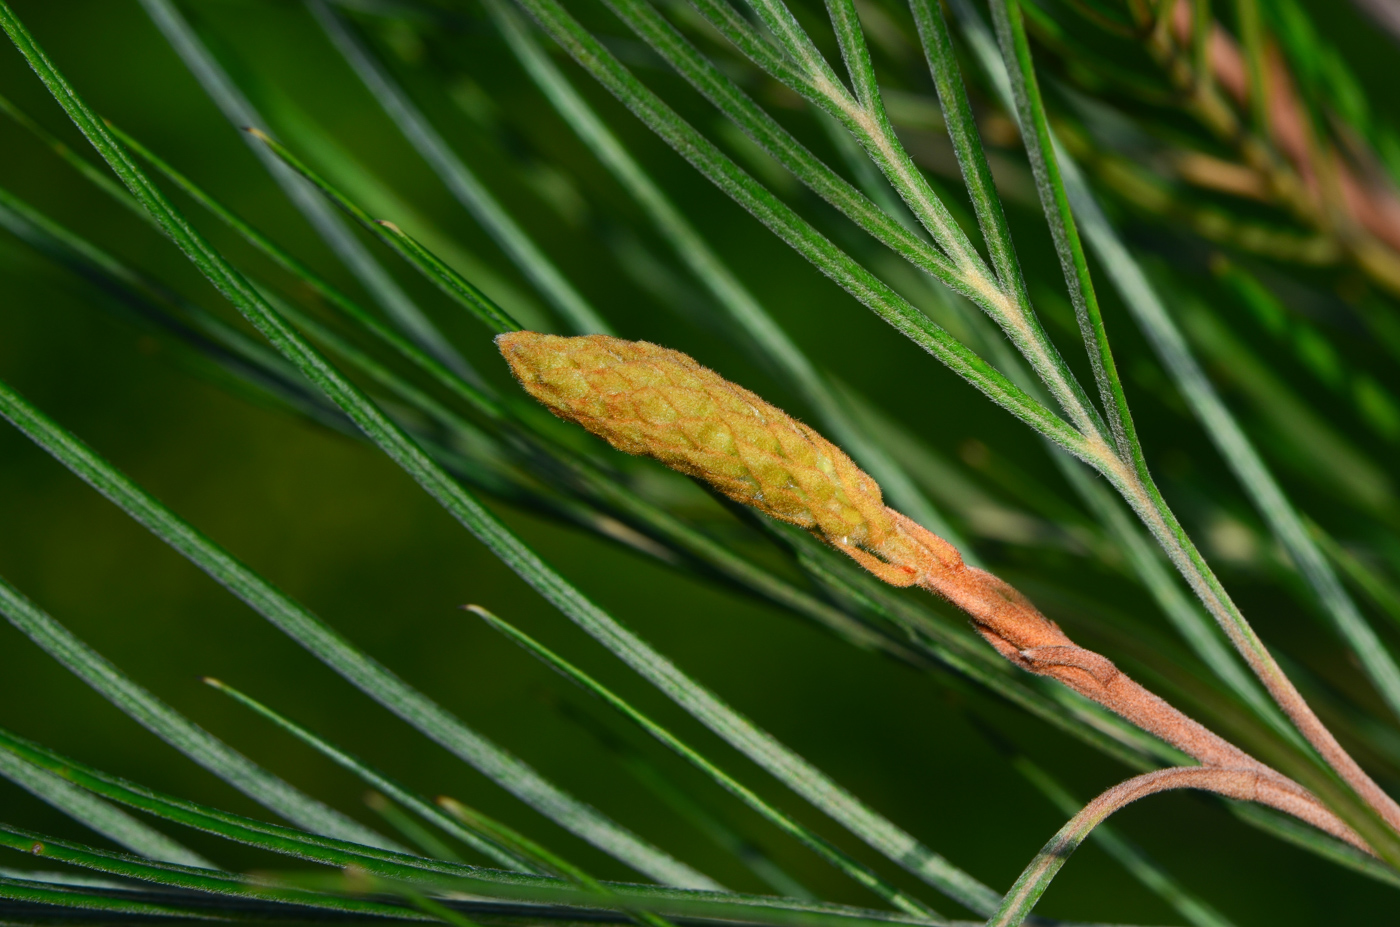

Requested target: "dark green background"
[{"left": 1, "top": 0, "right": 1396, "bottom": 922}]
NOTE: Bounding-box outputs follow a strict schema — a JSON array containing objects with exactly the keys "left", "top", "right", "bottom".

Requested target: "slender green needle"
[
  {"left": 1178, "top": 298, "right": 1397, "bottom": 520},
  {"left": 0, "top": 183, "right": 351, "bottom": 435},
  {"left": 367, "top": 792, "right": 466, "bottom": 863},
  {"left": 320, "top": 870, "right": 485, "bottom": 927},
  {"left": 136, "top": 0, "right": 477, "bottom": 381},
  {"left": 0, "top": 727, "right": 954, "bottom": 927},
  {"left": 1229, "top": 801, "right": 1400, "bottom": 890},
  {"left": 108, "top": 122, "right": 511, "bottom": 411},
  {"left": 0, "top": 573, "right": 394, "bottom": 850},
  {"left": 815, "top": 110, "right": 921, "bottom": 235},
  {"left": 306, "top": 0, "right": 612, "bottom": 335},
  {"left": 437, "top": 795, "right": 594, "bottom": 881},
  {"left": 1311, "top": 522, "right": 1400, "bottom": 634},
  {"left": 0, "top": 823, "right": 426, "bottom": 920},
  {"left": 245, "top": 129, "right": 520, "bottom": 334},
  {"left": 909, "top": 0, "right": 1026, "bottom": 301},
  {"left": 0, "top": 90, "right": 144, "bottom": 218},
  {"left": 0, "top": 376, "right": 710, "bottom": 889},
  {"left": 553, "top": 700, "right": 815, "bottom": 900},
  {"left": 437, "top": 797, "right": 677, "bottom": 927},
  {"left": 0, "top": 872, "right": 223, "bottom": 920},
  {"left": 202, "top": 677, "right": 540, "bottom": 872},
  {"left": 468, "top": 606, "right": 945, "bottom": 922},
  {"left": 0, "top": 749, "right": 212, "bottom": 869},
  {"left": 399, "top": 886, "right": 483, "bottom": 927},
  {"left": 978, "top": 0, "right": 1135, "bottom": 454}
]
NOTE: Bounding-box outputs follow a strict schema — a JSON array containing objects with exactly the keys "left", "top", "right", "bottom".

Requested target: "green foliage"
[{"left": 2, "top": 0, "right": 1400, "bottom": 923}]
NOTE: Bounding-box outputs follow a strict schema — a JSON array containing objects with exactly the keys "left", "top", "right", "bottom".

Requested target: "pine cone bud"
[{"left": 497, "top": 332, "right": 932, "bottom": 584}]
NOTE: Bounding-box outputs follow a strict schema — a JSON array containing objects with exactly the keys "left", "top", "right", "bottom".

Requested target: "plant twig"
[
  {"left": 989, "top": 766, "right": 1329, "bottom": 926},
  {"left": 950, "top": 0, "right": 1400, "bottom": 853},
  {"left": 498, "top": 332, "right": 1366, "bottom": 853}
]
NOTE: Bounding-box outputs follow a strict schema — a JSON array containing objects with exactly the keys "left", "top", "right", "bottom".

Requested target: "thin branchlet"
[{"left": 500, "top": 333, "right": 1368, "bottom": 854}]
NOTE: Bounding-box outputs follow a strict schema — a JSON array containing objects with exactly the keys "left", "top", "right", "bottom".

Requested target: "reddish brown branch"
[
  {"left": 1076, "top": 765, "right": 1356, "bottom": 843},
  {"left": 498, "top": 331, "right": 1391, "bottom": 854},
  {"left": 884, "top": 509, "right": 1372, "bottom": 853}
]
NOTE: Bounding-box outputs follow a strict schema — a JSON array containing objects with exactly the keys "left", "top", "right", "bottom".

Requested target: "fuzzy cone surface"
[{"left": 497, "top": 332, "right": 909, "bottom": 566}]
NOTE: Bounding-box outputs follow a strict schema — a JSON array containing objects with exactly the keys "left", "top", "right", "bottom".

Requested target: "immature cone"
[{"left": 498, "top": 331, "right": 945, "bottom": 585}]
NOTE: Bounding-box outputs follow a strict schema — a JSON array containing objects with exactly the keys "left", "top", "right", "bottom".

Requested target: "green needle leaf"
[
  {"left": 247, "top": 127, "right": 519, "bottom": 334},
  {"left": 0, "top": 749, "right": 213, "bottom": 870},
  {"left": 136, "top": 0, "right": 478, "bottom": 381},
  {"left": 306, "top": 0, "right": 612, "bottom": 336},
  {"left": 0, "top": 183, "right": 352, "bottom": 436},
  {"left": 0, "top": 374, "right": 711, "bottom": 888},
  {"left": 0, "top": 4, "right": 713, "bottom": 884},
  {"left": 0, "top": 823, "right": 428, "bottom": 920},
  {"left": 467, "top": 605, "right": 945, "bottom": 922},
  {"left": 435, "top": 796, "right": 678, "bottom": 927},
  {"left": 0, "top": 872, "right": 224, "bottom": 920},
  {"left": 202, "top": 677, "right": 541, "bottom": 873},
  {"left": 553, "top": 700, "right": 816, "bottom": 900},
  {"left": 0, "top": 573, "right": 394, "bottom": 850},
  {"left": 976, "top": 0, "right": 1134, "bottom": 456},
  {"left": 0, "top": 727, "right": 957, "bottom": 927}
]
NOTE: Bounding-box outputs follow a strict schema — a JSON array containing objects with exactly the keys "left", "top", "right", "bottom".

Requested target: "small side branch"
[{"left": 990, "top": 766, "right": 1325, "bottom": 927}]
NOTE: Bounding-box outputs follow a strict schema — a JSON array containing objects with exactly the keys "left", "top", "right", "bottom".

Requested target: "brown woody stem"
[
  {"left": 885, "top": 509, "right": 1371, "bottom": 853},
  {"left": 990, "top": 765, "right": 1359, "bottom": 926}
]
